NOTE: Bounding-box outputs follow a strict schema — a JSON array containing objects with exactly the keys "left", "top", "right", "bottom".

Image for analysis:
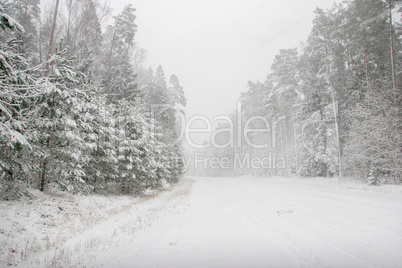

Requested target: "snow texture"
[{"left": 1, "top": 176, "right": 402, "bottom": 267}]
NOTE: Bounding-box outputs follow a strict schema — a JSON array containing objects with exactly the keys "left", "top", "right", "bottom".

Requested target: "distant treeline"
[{"left": 201, "top": 0, "right": 401, "bottom": 183}]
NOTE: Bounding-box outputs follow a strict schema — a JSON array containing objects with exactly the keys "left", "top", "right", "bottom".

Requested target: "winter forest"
[
  {"left": 1, "top": 0, "right": 187, "bottom": 197},
  {"left": 1, "top": 0, "right": 400, "bottom": 198},
  {"left": 194, "top": 0, "right": 401, "bottom": 183},
  {"left": 0, "top": 0, "right": 402, "bottom": 267}
]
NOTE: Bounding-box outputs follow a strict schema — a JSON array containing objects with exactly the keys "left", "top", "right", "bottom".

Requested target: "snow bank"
[
  {"left": 0, "top": 179, "right": 193, "bottom": 267},
  {"left": 1, "top": 176, "right": 401, "bottom": 267}
]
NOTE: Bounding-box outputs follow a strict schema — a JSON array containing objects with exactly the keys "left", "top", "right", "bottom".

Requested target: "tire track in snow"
[
  {"left": 226, "top": 181, "right": 330, "bottom": 267},
  {"left": 206, "top": 177, "right": 402, "bottom": 268},
  {"left": 266, "top": 185, "right": 402, "bottom": 267},
  {"left": 257, "top": 180, "right": 401, "bottom": 267},
  {"left": 86, "top": 177, "right": 402, "bottom": 268}
]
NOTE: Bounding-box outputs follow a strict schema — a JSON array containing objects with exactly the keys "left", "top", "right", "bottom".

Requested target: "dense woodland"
[
  {"left": 202, "top": 0, "right": 401, "bottom": 184},
  {"left": 1, "top": 0, "right": 401, "bottom": 200},
  {"left": 0, "top": 0, "right": 186, "bottom": 198}
]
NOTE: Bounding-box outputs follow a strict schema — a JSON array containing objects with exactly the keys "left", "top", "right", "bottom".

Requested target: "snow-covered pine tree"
[
  {"left": 34, "top": 45, "right": 93, "bottom": 192},
  {"left": 0, "top": 4, "right": 42, "bottom": 192},
  {"left": 79, "top": 90, "right": 119, "bottom": 193},
  {"left": 1, "top": 0, "right": 41, "bottom": 66},
  {"left": 105, "top": 4, "right": 137, "bottom": 103},
  {"left": 1, "top": 0, "right": 188, "bottom": 196},
  {"left": 169, "top": 74, "right": 187, "bottom": 108},
  {"left": 75, "top": 0, "right": 103, "bottom": 84}
]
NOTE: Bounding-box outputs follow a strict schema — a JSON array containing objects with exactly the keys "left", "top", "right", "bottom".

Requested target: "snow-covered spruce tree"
[
  {"left": 79, "top": 90, "right": 119, "bottom": 193},
  {"left": 104, "top": 4, "right": 137, "bottom": 103},
  {"left": 149, "top": 65, "right": 184, "bottom": 184},
  {"left": 116, "top": 100, "right": 169, "bottom": 194},
  {"left": 1, "top": 1, "right": 187, "bottom": 196},
  {"left": 146, "top": 65, "right": 170, "bottom": 134},
  {"left": 1, "top": 0, "right": 41, "bottom": 67},
  {"left": 101, "top": 4, "right": 141, "bottom": 194},
  {"left": 101, "top": 5, "right": 185, "bottom": 193},
  {"left": 75, "top": 0, "right": 103, "bottom": 84},
  {"left": 116, "top": 100, "right": 144, "bottom": 194},
  {"left": 114, "top": 67, "right": 186, "bottom": 193},
  {"left": 68, "top": 0, "right": 119, "bottom": 193},
  {"left": 168, "top": 74, "right": 187, "bottom": 108},
  {"left": 0, "top": 4, "right": 43, "bottom": 194},
  {"left": 34, "top": 46, "right": 94, "bottom": 193}
]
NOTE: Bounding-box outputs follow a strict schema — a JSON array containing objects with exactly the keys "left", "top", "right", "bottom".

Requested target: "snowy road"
[{"left": 91, "top": 177, "right": 402, "bottom": 268}]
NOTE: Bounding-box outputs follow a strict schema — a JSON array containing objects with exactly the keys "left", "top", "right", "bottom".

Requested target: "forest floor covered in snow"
[{"left": 1, "top": 176, "right": 402, "bottom": 267}]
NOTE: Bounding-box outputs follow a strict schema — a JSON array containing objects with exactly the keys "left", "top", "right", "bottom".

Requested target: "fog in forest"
[{"left": 1, "top": 0, "right": 401, "bottom": 267}]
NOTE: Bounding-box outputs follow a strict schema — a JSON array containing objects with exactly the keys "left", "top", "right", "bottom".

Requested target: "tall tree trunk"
[
  {"left": 293, "top": 120, "right": 298, "bottom": 173},
  {"left": 337, "top": 53, "right": 345, "bottom": 157},
  {"left": 107, "top": 29, "right": 117, "bottom": 104},
  {"left": 326, "top": 48, "right": 342, "bottom": 177},
  {"left": 44, "top": 0, "right": 60, "bottom": 77},
  {"left": 318, "top": 106, "right": 328, "bottom": 177},
  {"left": 388, "top": 0, "right": 397, "bottom": 100},
  {"left": 330, "top": 89, "right": 342, "bottom": 177},
  {"left": 39, "top": 16, "right": 42, "bottom": 64},
  {"left": 363, "top": 31, "right": 370, "bottom": 95},
  {"left": 388, "top": 0, "right": 399, "bottom": 183},
  {"left": 40, "top": 0, "right": 60, "bottom": 192}
]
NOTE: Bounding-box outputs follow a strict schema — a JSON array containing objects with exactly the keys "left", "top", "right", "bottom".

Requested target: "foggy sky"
[
  {"left": 46, "top": 0, "right": 342, "bottom": 119},
  {"left": 117, "top": 0, "right": 342, "bottom": 119}
]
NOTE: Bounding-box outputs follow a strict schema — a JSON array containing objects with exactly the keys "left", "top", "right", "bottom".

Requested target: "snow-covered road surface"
[{"left": 90, "top": 177, "right": 402, "bottom": 268}]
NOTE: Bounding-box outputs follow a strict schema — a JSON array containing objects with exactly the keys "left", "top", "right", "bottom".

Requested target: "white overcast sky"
[
  {"left": 46, "top": 0, "right": 342, "bottom": 119},
  {"left": 115, "top": 0, "right": 342, "bottom": 119}
]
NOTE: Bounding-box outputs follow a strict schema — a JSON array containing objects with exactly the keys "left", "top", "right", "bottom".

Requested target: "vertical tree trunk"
[
  {"left": 363, "top": 32, "right": 370, "bottom": 95},
  {"left": 44, "top": 0, "right": 60, "bottom": 77},
  {"left": 318, "top": 106, "right": 329, "bottom": 177},
  {"left": 337, "top": 53, "right": 345, "bottom": 159},
  {"left": 325, "top": 48, "right": 342, "bottom": 177},
  {"left": 107, "top": 29, "right": 117, "bottom": 104},
  {"left": 284, "top": 114, "right": 290, "bottom": 174},
  {"left": 39, "top": 16, "right": 42, "bottom": 64},
  {"left": 388, "top": 0, "right": 397, "bottom": 100},
  {"left": 388, "top": 0, "right": 399, "bottom": 183},
  {"left": 40, "top": 0, "right": 60, "bottom": 192},
  {"left": 293, "top": 121, "right": 298, "bottom": 173},
  {"left": 330, "top": 89, "right": 342, "bottom": 177},
  {"left": 66, "top": 0, "right": 72, "bottom": 49}
]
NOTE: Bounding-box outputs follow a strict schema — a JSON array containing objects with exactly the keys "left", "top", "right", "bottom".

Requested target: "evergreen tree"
[
  {"left": 105, "top": 4, "right": 137, "bottom": 103},
  {"left": 227, "top": 0, "right": 401, "bottom": 181},
  {"left": 0, "top": 4, "right": 37, "bottom": 184},
  {"left": 169, "top": 74, "right": 187, "bottom": 107}
]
